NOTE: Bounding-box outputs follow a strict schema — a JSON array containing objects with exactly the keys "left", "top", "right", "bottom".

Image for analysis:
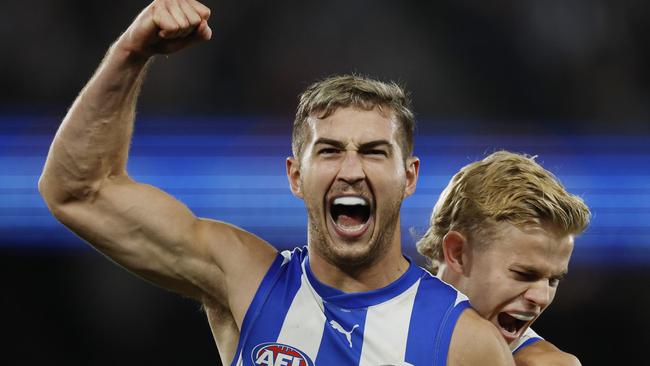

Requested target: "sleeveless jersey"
[
  {"left": 511, "top": 327, "right": 543, "bottom": 354},
  {"left": 231, "top": 247, "right": 470, "bottom": 366}
]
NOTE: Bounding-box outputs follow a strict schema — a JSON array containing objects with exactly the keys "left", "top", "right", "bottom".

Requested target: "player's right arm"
[
  {"left": 447, "top": 309, "right": 516, "bottom": 366},
  {"left": 38, "top": 0, "right": 276, "bottom": 326}
]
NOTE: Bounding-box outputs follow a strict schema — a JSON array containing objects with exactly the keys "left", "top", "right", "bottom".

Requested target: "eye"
[
  {"left": 511, "top": 270, "right": 537, "bottom": 282},
  {"left": 363, "top": 149, "right": 388, "bottom": 157},
  {"left": 549, "top": 279, "right": 560, "bottom": 287},
  {"left": 318, "top": 148, "right": 341, "bottom": 156},
  {"left": 549, "top": 276, "right": 564, "bottom": 288}
]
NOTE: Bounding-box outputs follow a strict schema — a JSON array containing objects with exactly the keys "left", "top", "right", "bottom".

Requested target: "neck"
[
  {"left": 438, "top": 263, "right": 466, "bottom": 292},
  {"left": 308, "top": 242, "right": 409, "bottom": 293}
]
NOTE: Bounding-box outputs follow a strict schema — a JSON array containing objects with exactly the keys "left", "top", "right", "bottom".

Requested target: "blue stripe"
[
  {"left": 404, "top": 275, "right": 464, "bottom": 366},
  {"left": 230, "top": 253, "right": 283, "bottom": 366},
  {"left": 513, "top": 337, "right": 543, "bottom": 354},
  {"left": 434, "top": 301, "right": 470, "bottom": 366},
  {"left": 314, "top": 303, "right": 367, "bottom": 365},
  {"left": 231, "top": 249, "right": 303, "bottom": 366}
]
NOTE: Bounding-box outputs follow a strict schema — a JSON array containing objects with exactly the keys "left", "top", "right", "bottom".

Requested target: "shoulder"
[
  {"left": 194, "top": 218, "right": 278, "bottom": 276},
  {"left": 415, "top": 266, "right": 470, "bottom": 305},
  {"left": 514, "top": 340, "right": 581, "bottom": 366},
  {"left": 448, "top": 308, "right": 515, "bottom": 366}
]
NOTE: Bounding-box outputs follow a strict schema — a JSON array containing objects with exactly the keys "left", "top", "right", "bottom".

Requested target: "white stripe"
[
  {"left": 454, "top": 291, "right": 468, "bottom": 306},
  {"left": 510, "top": 327, "right": 543, "bottom": 353},
  {"left": 276, "top": 273, "right": 326, "bottom": 362},
  {"left": 358, "top": 280, "right": 421, "bottom": 366},
  {"left": 234, "top": 350, "right": 242, "bottom": 366},
  {"left": 280, "top": 249, "right": 293, "bottom": 265}
]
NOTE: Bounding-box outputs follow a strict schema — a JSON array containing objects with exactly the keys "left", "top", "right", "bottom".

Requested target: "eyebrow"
[
  {"left": 314, "top": 138, "right": 394, "bottom": 151},
  {"left": 553, "top": 270, "right": 568, "bottom": 281},
  {"left": 314, "top": 138, "right": 346, "bottom": 149},
  {"left": 359, "top": 140, "right": 394, "bottom": 151}
]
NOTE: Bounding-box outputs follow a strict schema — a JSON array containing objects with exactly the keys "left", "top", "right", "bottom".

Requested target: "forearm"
[
  {"left": 40, "top": 39, "right": 152, "bottom": 204},
  {"left": 35, "top": 0, "right": 254, "bottom": 307},
  {"left": 514, "top": 341, "right": 581, "bottom": 366}
]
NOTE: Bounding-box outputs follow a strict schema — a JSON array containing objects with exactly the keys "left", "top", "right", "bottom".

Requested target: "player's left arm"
[{"left": 514, "top": 340, "right": 581, "bottom": 366}]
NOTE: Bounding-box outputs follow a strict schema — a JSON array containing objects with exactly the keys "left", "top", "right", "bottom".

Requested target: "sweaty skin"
[{"left": 39, "top": 1, "right": 514, "bottom": 365}]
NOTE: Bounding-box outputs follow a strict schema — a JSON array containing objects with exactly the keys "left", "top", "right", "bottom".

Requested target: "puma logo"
[{"left": 329, "top": 320, "right": 359, "bottom": 348}]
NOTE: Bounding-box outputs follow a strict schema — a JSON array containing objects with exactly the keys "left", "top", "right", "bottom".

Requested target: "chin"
[{"left": 325, "top": 238, "right": 380, "bottom": 267}]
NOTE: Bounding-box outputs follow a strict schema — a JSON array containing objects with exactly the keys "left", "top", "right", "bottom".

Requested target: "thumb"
[{"left": 195, "top": 19, "right": 212, "bottom": 41}]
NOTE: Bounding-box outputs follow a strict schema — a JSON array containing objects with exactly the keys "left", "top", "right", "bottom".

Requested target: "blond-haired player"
[{"left": 417, "top": 151, "right": 590, "bottom": 366}]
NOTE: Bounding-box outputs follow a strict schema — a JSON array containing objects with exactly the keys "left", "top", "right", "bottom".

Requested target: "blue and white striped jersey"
[
  {"left": 511, "top": 328, "right": 543, "bottom": 354},
  {"left": 231, "top": 247, "right": 470, "bottom": 366}
]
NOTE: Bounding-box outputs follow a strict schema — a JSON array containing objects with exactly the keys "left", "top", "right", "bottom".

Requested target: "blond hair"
[
  {"left": 416, "top": 150, "right": 591, "bottom": 273},
  {"left": 292, "top": 74, "right": 415, "bottom": 160}
]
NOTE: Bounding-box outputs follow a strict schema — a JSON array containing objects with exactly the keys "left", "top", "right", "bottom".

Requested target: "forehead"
[
  {"left": 306, "top": 106, "right": 399, "bottom": 145},
  {"left": 477, "top": 223, "right": 574, "bottom": 273}
]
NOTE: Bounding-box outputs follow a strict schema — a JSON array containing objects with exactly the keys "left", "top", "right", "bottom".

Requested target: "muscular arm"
[
  {"left": 38, "top": 0, "right": 276, "bottom": 325},
  {"left": 514, "top": 340, "right": 581, "bottom": 366},
  {"left": 448, "top": 309, "right": 516, "bottom": 366}
]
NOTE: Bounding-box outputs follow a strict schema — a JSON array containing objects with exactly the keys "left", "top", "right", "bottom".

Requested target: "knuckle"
[
  {"left": 167, "top": 23, "right": 180, "bottom": 32},
  {"left": 190, "top": 17, "right": 201, "bottom": 27}
]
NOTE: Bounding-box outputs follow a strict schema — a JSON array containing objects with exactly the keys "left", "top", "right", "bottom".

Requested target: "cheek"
[
  {"left": 302, "top": 165, "right": 335, "bottom": 191},
  {"left": 465, "top": 278, "right": 499, "bottom": 312},
  {"left": 469, "top": 276, "right": 517, "bottom": 313},
  {"left": 547, "top": 288, "right": 559, "bottom": 306},
  {"left": 368, "top": 166, "right": 407, "bottom": 197},
  {"left": 466, "top": 291, "right": 493, "bottom": 316}
]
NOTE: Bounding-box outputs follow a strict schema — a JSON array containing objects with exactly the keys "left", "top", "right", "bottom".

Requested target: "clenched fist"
[{"left": 119, "top": 0, "right": 212, "bottom": 58}]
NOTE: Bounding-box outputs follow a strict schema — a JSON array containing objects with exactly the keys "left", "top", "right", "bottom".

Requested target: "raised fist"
[{"left": 119, "top": 0, "right": 212, "bottom": 57}]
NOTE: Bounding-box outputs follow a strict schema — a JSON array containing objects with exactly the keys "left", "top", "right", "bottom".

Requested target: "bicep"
[
  {"left": 51, "top": 175, "right": 276, "bottom": 308},
  {"left": 52, "top": 176, "right": 208, "bottom": 295},
  {"left": 448, "top": 309, "right": 515, "bottom": 366}
]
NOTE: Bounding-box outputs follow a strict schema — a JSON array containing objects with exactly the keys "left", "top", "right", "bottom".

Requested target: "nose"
[
  {"left": 337, "top": 151, "right": 365, "bottom": 185},
  {"left": 523, "top": 280, "right": 552, "bottom": 309}
]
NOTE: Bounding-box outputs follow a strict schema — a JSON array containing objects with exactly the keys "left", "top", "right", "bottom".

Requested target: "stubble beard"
[{"left": 306, "top": 195, "right": 403, "bottom": 273}]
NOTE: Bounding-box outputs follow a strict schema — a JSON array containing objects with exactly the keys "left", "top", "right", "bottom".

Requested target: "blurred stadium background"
[{"left": 2, "top": 0, "right": 648, "bottom": 364}]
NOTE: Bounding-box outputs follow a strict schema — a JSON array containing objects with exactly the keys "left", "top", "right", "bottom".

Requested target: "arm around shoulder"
[
  {"left": 514, "top": 340, "right": 581, "bottom": 366},
  {"left": 447, "top": 309, "right": 515, "bottom": 366}
]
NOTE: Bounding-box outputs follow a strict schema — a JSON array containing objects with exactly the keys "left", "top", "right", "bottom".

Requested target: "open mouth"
[
  {"left": 328, "top": 196, "right": 372, "bottom": 238},
  {"left": 496, "top": 312, "right": 534, "bottom": 342}
]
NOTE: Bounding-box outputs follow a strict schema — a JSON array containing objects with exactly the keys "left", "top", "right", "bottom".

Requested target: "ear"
[
  {"left": 286, "top": 157, "right": 303, "bottom": 199},
  {"left": 442, "top": 231, "right": 468, "bottom": 275},
  {"left": 403, "top": 156, "right": 420, "bottom": 198}
]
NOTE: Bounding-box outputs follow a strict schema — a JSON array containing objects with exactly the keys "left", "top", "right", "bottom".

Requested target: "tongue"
[{"left": 336, "top": 214, "right": 364, "bottom": 227}]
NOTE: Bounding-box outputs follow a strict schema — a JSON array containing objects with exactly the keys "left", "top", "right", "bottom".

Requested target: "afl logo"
[{"left": 251, "top": 342, "right": 314, "bottom": 366}]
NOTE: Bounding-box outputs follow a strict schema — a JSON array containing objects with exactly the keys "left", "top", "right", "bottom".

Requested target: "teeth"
[
  {"left": 333, "top": 196, "right": 367, "bottom": 206},
  {"left": 507, "top": 312, "right": 535, "bottom": 322},
  {"left": 337, "top": 224, "right": 365, "bottom": 232}
]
